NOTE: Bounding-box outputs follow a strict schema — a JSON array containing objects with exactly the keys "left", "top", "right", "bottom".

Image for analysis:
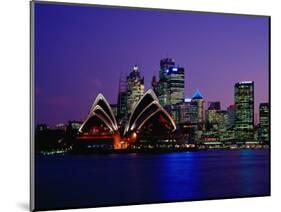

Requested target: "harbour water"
[{"left": 35, "top": 149, "right": 270, "bottom": 210}]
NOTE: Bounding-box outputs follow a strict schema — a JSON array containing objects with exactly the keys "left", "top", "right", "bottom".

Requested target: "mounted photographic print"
[{"left": 30, "top": 1, "right": 270, "bottom": 211}]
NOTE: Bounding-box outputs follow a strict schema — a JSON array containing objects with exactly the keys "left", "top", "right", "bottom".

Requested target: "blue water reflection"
[{"left": 35, "top": 149, "right": 270, "bottom": 210}]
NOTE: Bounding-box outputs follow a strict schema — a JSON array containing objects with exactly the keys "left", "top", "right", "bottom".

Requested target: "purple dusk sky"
[{"left": 34, "top": 2, "right": 269, "bottom": 126}]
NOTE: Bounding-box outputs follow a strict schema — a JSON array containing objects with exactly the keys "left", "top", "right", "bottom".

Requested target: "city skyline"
[{"left": 34, "top": 3, "right": 269, "bottom": 126}]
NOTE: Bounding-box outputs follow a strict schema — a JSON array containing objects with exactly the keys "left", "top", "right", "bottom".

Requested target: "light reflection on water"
[{"left": 35, "top": 149, "right": 270, "bottom": 210}]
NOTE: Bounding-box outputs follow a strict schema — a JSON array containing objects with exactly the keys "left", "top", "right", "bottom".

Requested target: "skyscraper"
[
  {"left": 216, "top": 110, "right": 228, "bottom": 132},
  {"left": 234, "top": 81, "right": 254, "bottom": 141},
  {"left": 167, "top": 67, "right": 185, "bottom": 105},
  {"left": 227, "top": 105, "right": 235, "bottom": 128},
  {"left": 177, "top": 99, "right": 198, "bottom": 125},
  {"left": 127, "top": 65, "right": 144, "bottom": 114},
  {"left": 158, "top": 58, "right": 175, "bottom": 106},
  {"left": 259, "top": 102, "right": 269, "bottom": 143},
  {"left": 192, "top": 89, "right": 205, "bottom": 130},
  {"left": 157, "top": 58, "right": 185, "bottom": 107},
  {"left": 206, "top": 101, "right": 221, "bottom": 128},
  {"left": 117, "top": 73, "right": 128, "bottom": 121},
  {"left": 176, "top": 98, "right": 198, "bottom": 143},
  {"left": 151, "top": 75, "right": 158, "bottom": 95}
]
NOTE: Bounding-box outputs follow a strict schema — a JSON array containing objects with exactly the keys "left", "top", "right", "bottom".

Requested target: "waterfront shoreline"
[{"left": 39, "top": 144, "right": 269, "bottom": 155}]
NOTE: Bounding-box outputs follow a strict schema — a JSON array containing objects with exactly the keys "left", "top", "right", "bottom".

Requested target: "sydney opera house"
[{"left": 75, "top": 89, "right": 176, "bottom": 150}]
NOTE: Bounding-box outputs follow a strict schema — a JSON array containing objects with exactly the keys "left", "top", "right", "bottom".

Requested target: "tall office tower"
[
  {"left": 175, "top": 98, "right": 198, "bottom": 144},
  {"left": 192, "top": 89, "right": 205, "bottom": 130},
  {"left": 117, "top": 73, "right": 128, "bottom": 121},
  {"left": 127, "top": 65, "right": 144, "bottom": 114},
  {"left": 206, "top": 101, "right": 221, "bottom": 126},
  {"left": 227, "top": 104, "right": 235, "bottom": 128},
  {"left": 167, "top": 67, "right": 185, "bottom": 105},
  {"left": 157, "top": 58, "right": 185, "bottom": 107},
  {"left": 216, "top": 110, "right": 228, "bottom": 131},
  {"left": 259, "top": 102, "right": 269, "bottom": 143},
  {"left": 234, "top": 81, "right": 254, "bottom": 140},
  {"left": 151, "top": 75, "right": 158, "bottom": 95},
  {"left": 158, "top": 58, "right": 175, "bottom": 106},
  {"left": 177, "top": 99, "right": 198, "bottom": 125}
]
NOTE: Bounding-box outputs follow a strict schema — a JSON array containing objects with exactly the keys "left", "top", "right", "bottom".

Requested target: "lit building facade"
[
  {"left": 205, "top": 101, "right": 229, "bottom": 141},
  {"left": 206, "top": 101, "right": 221, "bottom": 127},
  {"left": 216, "top": 110, "right": 228, "bottom": 132},
  {"left": 127, "top": 65, "right": 144, "bottom": 114},
  {"left": 234, "top": 81, "right": 254, "bottom": 141},
  {"left": 176, "top": 98, "right": 198, "bottom": 143},
  {"left": 191, "top": 89, "right": 205, "bottom": 130},
  {"left": 166, "top": 67, "right": 185, "bottom": 105},
  {"left": 157, "top": 58, "right": 185, "bottom": 107},
  {"left": 158, "top": 58, "right": 175, "bottom": 106},
  {"left": 259, "top": 102, "right": 269, "bottom": 143},
  {"left": 177, "top": 99, "right": 198, "bottom": 125},
  {"left": 117, "top": 91, "right": 127, "bottom": 121},
  {"left": 117, "top": 73, "right": 128, "bottom": 121},
  {"left": 227, "top": 104, "right": 235, "bottom": 128}
]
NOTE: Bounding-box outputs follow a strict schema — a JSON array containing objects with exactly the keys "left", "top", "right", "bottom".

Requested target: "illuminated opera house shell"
[
  {"left": 78, "top": 94, "right": 118, "bottom": 134},
  {"left": 79, "top": 89, "right": 176, "bottom": 139},
  {"left": 124, "top": 89, "right": 176, "bottom": 137}
]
